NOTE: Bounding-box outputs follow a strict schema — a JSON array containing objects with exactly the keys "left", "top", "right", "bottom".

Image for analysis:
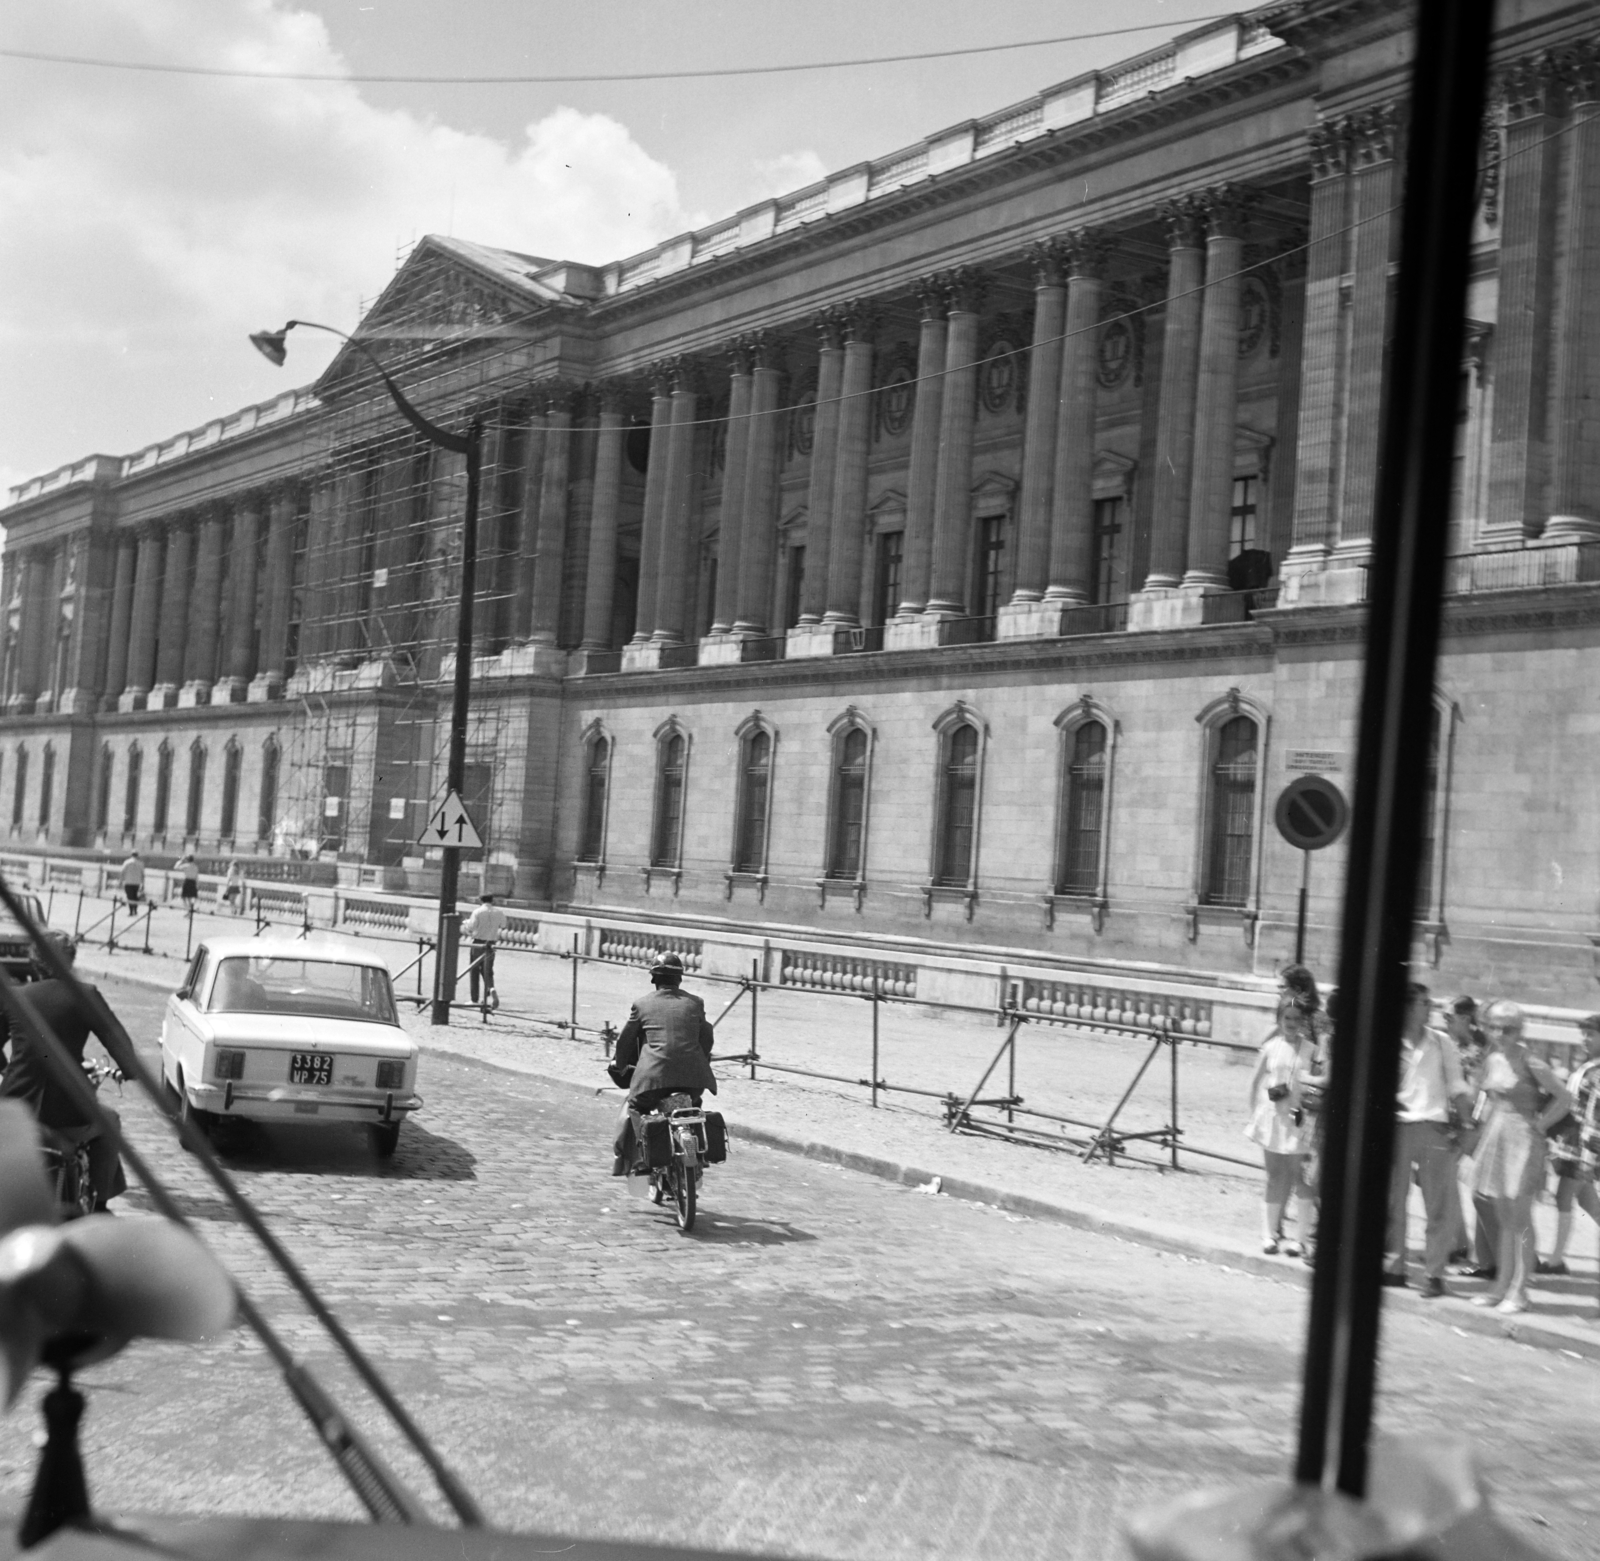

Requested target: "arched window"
[
  {"left": 11, "top": 747, "right": 27, "bottom": 830},
  {"left": 257, "top": 738, "right": 280, "bottom": 848},
  {"left": 123, "top": 745, "right": 142, "bottom": 837},
  {"left": 96, "top": 745, "right": 113, "bottom": 836},
  {"left": 1056, "top": 720, "right": 1109, "bottom": 896},
  {"left": 185, "top": 740, "right": 207, "bottom": 839},
  {"left": 152, "top": 742, "right": 173, "bottom": 837},
  {"left": 578, "top": 734, "right": 610, "bottom": 864},
  {"left": 219, "top": 739, "right": 242, "bottom": 842},
  {"left": 1417, "top": 699, "right": 1456, "bottom": 925},
  {"left": 1204, "top": 715, "right": 1259, "bottom": 907},
  {"left": 732, "top": 727, "right": 773, "bottom": 874},
  {"left": 38, "top": 743, "right": 54, "bottom": 830},
  {"left": 827, "top": 726, "right": 871, "bottom": 881},
  {"left": 651, "top": 730, "right": 688, "bottom": 869},
  {"left": 934, "top": 722, "right": 981, "bottom": 888}
]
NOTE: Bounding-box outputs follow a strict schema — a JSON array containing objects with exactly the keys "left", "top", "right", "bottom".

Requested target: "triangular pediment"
[{"left": 315, "top": 235, "right": 585, "bottom": 399}]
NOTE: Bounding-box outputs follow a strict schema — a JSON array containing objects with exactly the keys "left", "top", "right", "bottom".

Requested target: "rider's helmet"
[{"left": 649, "top": 951, "right": 685, "bottom": 987}]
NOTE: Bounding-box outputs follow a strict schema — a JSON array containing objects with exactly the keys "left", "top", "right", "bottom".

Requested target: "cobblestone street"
[{"left": 1, "top": 977, "right": 1596, "bottom": 1559}]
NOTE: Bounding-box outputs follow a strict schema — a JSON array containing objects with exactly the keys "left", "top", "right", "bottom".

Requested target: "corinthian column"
[
  {"left": 626, "top": 369, "right": 673, "bottom": 651},
  {"left": 1183, "top": 186, "right": 1253, "bottom": 590},
  {"left": 1487, "top": 60, "right": 1559, "bottom": 542},
  {"left": 1550, "top": 44, "right": 1600, "bottom": 539},
  {"left": 709, "top": 343, "right": 753, "bottom": 637},
  {"left": 256, "top": 482, "right": 297, "bottom": 696},
  {"left": 218, "top": 492, "right": 263, "bottom": 701},
  {"left": 183, "top": 504, "right": 227, "bottom": 698},
  {"left": 5, "top": 549, "right": 43, "bottom": 714},
  {"left": 896, "top": 282, "right": 947, "bottom": 620},
  {"left": 797, "top": 314, "right": 845, "bottom": 626},
  {"left": 152, "top": 517, "right": 192, "bottom": 706},
  {"left": 1046, "top": 229, "right": 1110, "bottom": 604},
  {"left": 927, "top": 268, "right": 986, "bottom": 617},
  {"left": 529, "top": 386, "right": 575, "bottom": 645},
  {"left": 1008, "top": 241, "right": 1067, "bottom": 607},
  {"left": 580, "top": 385, "right": 627, "bottom": 651},
  {"left": 823, "top": 303, "right": 878, "bottom": 627},
  {"left": 650, "top": 360, "right": 699, "bottom": 645},
  {"left": 123, "top": 527, "right": 163, "bottom": 708},
  {"left": 734, "top": 340, "right": 785, "bottom": 637},
  {"left": 100, "top": 532, "right": 137, "bottom": 711},
  {"left": 1142, "top": 198, "right": 1206, "bottom": 591}
]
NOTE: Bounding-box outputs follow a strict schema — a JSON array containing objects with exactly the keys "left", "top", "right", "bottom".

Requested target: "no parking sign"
[{"left": 1274, "top": 774, "right": 1349, "bottom": 852}]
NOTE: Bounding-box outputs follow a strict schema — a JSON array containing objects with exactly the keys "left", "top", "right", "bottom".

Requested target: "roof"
[{"left": 200, "top": 934, "right": 396, "bottom": 970}]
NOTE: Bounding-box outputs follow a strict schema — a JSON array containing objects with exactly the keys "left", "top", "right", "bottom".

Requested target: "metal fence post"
[
  {"left": 749, "top": 958, "right": 758, "bottom": 1080},
  {"left": 871, "top": 976, "right": 880, "bottom": 1109},
  {"left": 570, "top": 933, "right": 579, "bottom": 1035},
  {"left": 73, "top": 888, "right": 83, "bottom": 940},
  {"left": 185, "top": 901, "right": 195, "bottom": 961},
  {"left": 141, "top": 903, "right": 153, "bottom": 956},
  {"left": 1007, "top": 1010, "right": 1017, "bottom": 1131},
  {"left": 107, "top": 898, "right": 116, "bottom": 953},
  {"left": 1169, "top": 1023, "right": 1181, "bottom": 1171}
]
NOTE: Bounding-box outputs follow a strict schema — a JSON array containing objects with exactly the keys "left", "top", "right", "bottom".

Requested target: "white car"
[{"left": 160, "top": 934, "right": 422, "bottom": 1156}]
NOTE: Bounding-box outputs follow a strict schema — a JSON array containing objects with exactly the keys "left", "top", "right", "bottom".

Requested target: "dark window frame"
[
  {"left": 933, "top": 720, "right": 983, "bottom": 889},
  {"left": 650, "top": 728, "right": 689, "bottom": 870},
  {"left": 731, "top": 724, "right": 774, "bottom": 876},
  {"left": 1056, "top": 718, "right": 1110, "bottom": 898},
  {"left": 577, "top": 732, "right": 611, "bottom": 865},
  {"left": 826, "top": 723, "right": 872, "bottom": 882},
  {"left": 1202, "top": 714, "right": 1260, "bottom": 908}
]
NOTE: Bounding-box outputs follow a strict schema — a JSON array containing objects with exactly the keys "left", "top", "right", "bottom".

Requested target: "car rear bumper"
[{"left": 190, "top": 1081, "right": 424, "bottom": 1124}]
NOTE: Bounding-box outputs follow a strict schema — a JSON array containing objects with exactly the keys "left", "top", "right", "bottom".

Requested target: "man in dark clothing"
[
  {"left": 0, "top": 938, "right": 140, "bottom": 1209},
  {"left": 610, "top": 952, "right": 716, "bottom": 1175}
]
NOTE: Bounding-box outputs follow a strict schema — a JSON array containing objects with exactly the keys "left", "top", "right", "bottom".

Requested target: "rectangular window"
[
  {"left": 1057, "top": 723, "right": 1107, "bottom": 895},
  {"left": 1205, "top": 717, "right": 1258, "bottom": 907},
  {"left": 321, "top": 763, "right": 348, "bottom": 854},
  {"left": 1092, "top": 498, "right": 1128, "bottom": 606},
  {"left": 1229, "top": 477, "right": 1259, "bottom": 558},
  {"left": 285, "top": 498, "right": 310, "bottom": 677},
  {"left": 783, "top": 545, "right": 806, "bottom": 632},
  {"left": 873, "top": 531, "right": 904, "bottom": 628},
  {"left": 975, "top": 517, "right": 1005, "bottom": 639},
  {"left": 828, "top": 728, "right": 869, "bottom": 880},
  {"left": 185, "top": 746, "right": 207, "bottom": 838},
  {"left": 258, "top": 743, "right": 279, "bottom": 847},
  {"left": 153, "top": 747, "right": 172, "bottom": 837}
]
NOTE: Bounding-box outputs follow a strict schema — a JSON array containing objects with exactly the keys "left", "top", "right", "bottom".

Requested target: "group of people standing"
[
  {"left": 116, "top": 851, "right": 248, "bottom": 913},
  {"left": 1246, "top": 966, "right": 1600, "bottom": 1313}
]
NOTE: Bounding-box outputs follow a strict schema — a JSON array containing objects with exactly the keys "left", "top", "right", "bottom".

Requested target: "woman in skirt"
[{"left": 1470, "top": 1000, "right": 1571, "bottom": 1313}]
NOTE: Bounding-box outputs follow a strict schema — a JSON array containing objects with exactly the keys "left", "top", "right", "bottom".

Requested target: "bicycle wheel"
[{"left": 673, "top": 1151, "right": 696, "bottom": 1234}]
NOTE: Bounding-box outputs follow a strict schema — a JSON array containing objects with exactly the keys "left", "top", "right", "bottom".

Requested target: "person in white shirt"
[
  {"left": 461, "top": 894, "right": 508, "bottom": 1008},
  {"left": 1384, "top": 981, "right": 1475, "bottom": 1297}
]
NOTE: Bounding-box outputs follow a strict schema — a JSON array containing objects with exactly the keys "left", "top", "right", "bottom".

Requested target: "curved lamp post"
[{"left": 251, "top": 320, "right": 480, "bottom": 1026}]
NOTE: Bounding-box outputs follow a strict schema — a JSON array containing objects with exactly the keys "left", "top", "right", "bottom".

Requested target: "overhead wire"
[{"left": 0, "top": 17, "right": 1233, "bottom": 86}]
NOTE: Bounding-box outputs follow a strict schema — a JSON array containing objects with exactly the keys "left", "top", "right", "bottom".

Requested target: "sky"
[{"left": 0, "top": 0, "right": 1228, "bottom": 499}]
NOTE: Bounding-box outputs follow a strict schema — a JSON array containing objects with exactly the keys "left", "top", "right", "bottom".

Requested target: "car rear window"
[{"left": 208, "top": 956, "right": 398, "bottom": 1025}]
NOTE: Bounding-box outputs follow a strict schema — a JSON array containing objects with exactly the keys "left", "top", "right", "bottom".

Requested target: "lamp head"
[{"left": 249, "top": 323, "right": 294, "bottom": 367}]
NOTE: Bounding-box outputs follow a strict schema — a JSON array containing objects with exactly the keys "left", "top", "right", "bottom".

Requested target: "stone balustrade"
[{"left": 779, "top": 950, "right": 916, "bottom": 998}]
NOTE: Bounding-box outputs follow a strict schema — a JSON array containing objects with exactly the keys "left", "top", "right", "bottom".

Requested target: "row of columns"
[{"left": 94, "top": 483, "right": 300, "bottom": 712}]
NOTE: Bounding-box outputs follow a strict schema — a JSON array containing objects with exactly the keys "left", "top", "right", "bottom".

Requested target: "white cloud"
[
  {"left": 0, "top": 1, "right": 696, "bottom": 488},
  {"left": 748, "top": 150, "right": 830, "bottom": 202}
]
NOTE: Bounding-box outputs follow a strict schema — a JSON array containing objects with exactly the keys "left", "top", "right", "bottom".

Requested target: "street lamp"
[{"left": 252, "top": 319, "right": 480, "bottom": 1025}]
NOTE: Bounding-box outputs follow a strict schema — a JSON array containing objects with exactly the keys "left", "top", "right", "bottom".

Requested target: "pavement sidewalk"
[{"left": 69, "top": 894, "right": 1600, "bottom": 1367}]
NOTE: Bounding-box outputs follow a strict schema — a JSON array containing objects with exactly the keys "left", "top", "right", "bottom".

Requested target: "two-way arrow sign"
[{"left": 416, "top": 790, "right": 483, "bottom": 849}]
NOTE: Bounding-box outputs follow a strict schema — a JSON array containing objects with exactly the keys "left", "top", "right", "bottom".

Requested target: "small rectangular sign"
[
  {"left": 388, "top": 796, "right": 408, "bottom": 820},
  {"left": 1286, "top": 749, "right": 1342, "bottom": 774}
]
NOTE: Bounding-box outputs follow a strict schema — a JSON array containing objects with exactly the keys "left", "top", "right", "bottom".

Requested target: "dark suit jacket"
[
  {"left": 0, "top": 980, "right": 137, "bottom": 1129},
  {"left": 614, "top": 986, "right": 717, "bottom": 1102}
]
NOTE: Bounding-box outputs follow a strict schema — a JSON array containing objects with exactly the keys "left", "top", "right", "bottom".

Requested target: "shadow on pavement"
[
  {"left": 205, "top": 1118, "right": 478, "bottom": 1181},
  {"left": 668, "top": 1209, "right": 818, "bottom": 1245}
]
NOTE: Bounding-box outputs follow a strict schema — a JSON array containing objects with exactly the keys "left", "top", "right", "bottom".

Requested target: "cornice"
[
  {"left": 1259, "top": 580, "right": 1600, "bottom": 649},
  {"left": 588, "top": 50, "right": 1314, "bottom": 329}
]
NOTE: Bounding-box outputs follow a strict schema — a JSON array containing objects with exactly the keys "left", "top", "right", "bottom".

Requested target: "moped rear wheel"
[{"left": 673, "top": 1152, "right": 696, "bottom": 1234}]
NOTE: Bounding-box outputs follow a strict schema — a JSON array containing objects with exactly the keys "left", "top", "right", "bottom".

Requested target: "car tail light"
[
  {"left": 375, "top": 1059, "right": 405, "bottom": 1090},
  {"left": 214, "top": 1049, "right": 246, "bottom": 1081}
]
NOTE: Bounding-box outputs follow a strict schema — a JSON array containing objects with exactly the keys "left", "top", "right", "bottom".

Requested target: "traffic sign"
[
  {"left": 417, "top": 790, "right": 482, "bottom": 849},
  {"left": 1274, "top": 775, "right": 1349, "bottom": 852}
]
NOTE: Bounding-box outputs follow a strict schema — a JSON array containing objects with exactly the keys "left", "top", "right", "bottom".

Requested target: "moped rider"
[
  {"left": 609, "top": 952, "right": 716, "bottom": 1176},
  {"left": 0, "top": 933, "right": 140, "bottom": 1210}
]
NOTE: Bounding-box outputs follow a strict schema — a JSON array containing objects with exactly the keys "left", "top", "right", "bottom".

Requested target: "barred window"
[
  {"left": 828, "top": 727, "right": 870, "bottom": 880},
  {"left": 258, "top": 738, "right": 279, "bottom": 848},
  {"left": 733, "top": 729, "right": 772, "bottom": 874},
  {"left": 38, "top": 744, "right": 54, "bottom": 830},
  {"left": 96, "top": 745, "right": 114, "bottom": 836},
  {"left": 578, "top": 736, "right": 610, "bottom": 864},
  {"left": 1204, "top": 716, "right": 1258, "bottom": 907},
  {"left": 185, "top": 741, "right": 207, "bottom": 839},
  {"left": 1057, "top": 721, "right": 1108, "bottom": 896},
  {"left": 123, "top": 745, "right": 142, "bottom": 836},
  {"left": 153, "top": 742, "right": 173, "bottom": 837},
  {"left": 220, "top": 740, "right": 243, "bottom": 842},
  {"left": 935, "top": 723, "right": 980, "bottom": 887},
  {"left": 11, "top": 747, "right": 26, "bottom": 830},
  {"left": 651, "top": 732, "right": 687, "bottom": 868}
]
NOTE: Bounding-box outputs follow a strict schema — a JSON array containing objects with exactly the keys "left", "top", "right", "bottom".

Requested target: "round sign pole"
[
  {"left": 1295, "top": 850, "right": 1312, "bottom": 966},
  {"left": 1274, "top": 775, "right": 1351, "bottom": 968}
]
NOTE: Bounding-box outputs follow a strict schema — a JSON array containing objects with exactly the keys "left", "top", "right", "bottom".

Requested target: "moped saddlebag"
[
  {"left": 642, "top": 1116, "right": 674, "bottom": 1170},
  {"left": 701, "top": 1111, "right": 728, "bottom": 1164}
]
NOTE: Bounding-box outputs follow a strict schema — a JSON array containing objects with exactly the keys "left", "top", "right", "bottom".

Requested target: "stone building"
[{"left": 4, "top": 0, "right": 1600, "bottom": 1017}]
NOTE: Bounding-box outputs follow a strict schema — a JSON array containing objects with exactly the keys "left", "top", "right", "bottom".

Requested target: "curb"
[{"left": 84, "top": 958, "right": 1600, "bottom": 1367}]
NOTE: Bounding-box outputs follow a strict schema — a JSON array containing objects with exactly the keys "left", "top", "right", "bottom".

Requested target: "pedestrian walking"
[
  {"left": 1470, "top": 1000, "right": 1572, "bottom": 1314},
  {"left": 1539, "top": 1013, "right": 1600, "bottom": 1276},
  {"left": 1245, "top": 979, "right": 1319, "bottom": 1257},
  {"left": 119, "top": 851, "right": 144, "bottom": 906},
  {"left": 1383, "top": 982, "right": 1474, "bottom": 1297},
  {"left": 461, "top": 893, "right": 508, "bottom": 1009},
  {"left": 175, "top": 851, "right": 200, "bottom": 908},
  {"left": 222, "top": 858, "right": 246, "bottom": 916}
]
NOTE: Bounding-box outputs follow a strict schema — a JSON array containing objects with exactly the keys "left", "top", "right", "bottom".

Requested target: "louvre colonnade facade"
[{"left": 5, "top": 0, "right": 1600, "bottom": 1015}]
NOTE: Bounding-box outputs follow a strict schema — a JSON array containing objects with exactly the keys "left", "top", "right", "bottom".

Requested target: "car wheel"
[{"left": 371, "top": 1121, "right": 401, "bottom": 1158}]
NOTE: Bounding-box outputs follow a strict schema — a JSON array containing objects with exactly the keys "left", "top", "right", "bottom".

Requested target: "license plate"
[{"left": 289, "top": 1053, "right": 332, "bottom": 1086}]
